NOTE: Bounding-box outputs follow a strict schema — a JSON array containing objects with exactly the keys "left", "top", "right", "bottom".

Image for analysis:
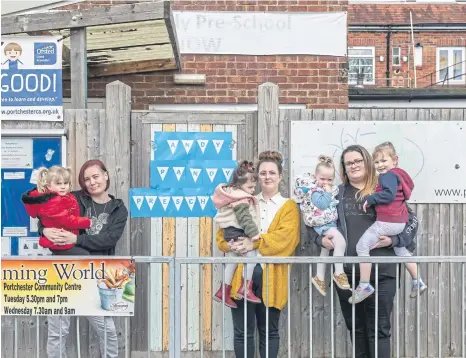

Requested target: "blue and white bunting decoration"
[
  {"left": 130, "top": 131, "right": 240, "bottom": 218},
  {"left": 153, "top": 132, "right": 234, "bottom": 160},
  {"left": 130, "top": 188, "right": 217, "bottom": 218},
  {"left": 150, "top": 160, "right": 238, "bottom": 188}
]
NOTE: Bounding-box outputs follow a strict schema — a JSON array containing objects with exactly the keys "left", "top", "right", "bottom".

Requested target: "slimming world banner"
[{"left": 1, "top": 259, "right": 136, "bottom": 316}]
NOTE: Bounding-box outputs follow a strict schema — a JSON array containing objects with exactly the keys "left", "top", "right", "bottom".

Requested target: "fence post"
[
  {"left": 257, "top": 82, "right": 280, "bottom": 153},
  {"left": 104, "top": 80, "right": 131, "bottom": 255},
  {"left": 103, "top": 80, "right": 132, "bottom": 355}
]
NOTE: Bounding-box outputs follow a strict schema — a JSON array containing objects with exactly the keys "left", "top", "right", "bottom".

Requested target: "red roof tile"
[{"left": 349, "top": 4, "right": 466, "bottom": 25}]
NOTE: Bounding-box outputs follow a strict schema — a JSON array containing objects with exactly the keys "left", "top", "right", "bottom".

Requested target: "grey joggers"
[{"left": 46, "top": 315, "right": 118, "bottom": 357}]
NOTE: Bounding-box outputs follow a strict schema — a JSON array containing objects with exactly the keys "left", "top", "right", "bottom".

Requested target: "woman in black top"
[
  {"left": 307, "top": 145, "right": 418, "bottom": 358},
  {"left": 39, "top": 159, "right": 128, "bottom": 358}
]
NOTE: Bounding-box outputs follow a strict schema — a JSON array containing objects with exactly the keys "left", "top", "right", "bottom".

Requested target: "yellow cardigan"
[{"left": 216, "top": 199, "right": 300, "bottom": 310}]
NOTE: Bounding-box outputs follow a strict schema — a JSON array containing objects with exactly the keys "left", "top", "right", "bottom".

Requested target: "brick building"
[
  {"left": 348, "top": 2, "right": 466, "bottom": 89},
  {"left": 55, "top": 0, "right": 349, "bottom": 109}
]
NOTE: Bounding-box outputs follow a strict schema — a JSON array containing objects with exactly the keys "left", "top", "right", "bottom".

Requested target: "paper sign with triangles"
[
  {"left": 150, "top": 160, "right": 239, "bottom": 189},
  {"left": 129, "top": 188, "right": 218, "bottom": 218},
  {"left": 153, "top": 131, "right": 233, "bottom": 160}
]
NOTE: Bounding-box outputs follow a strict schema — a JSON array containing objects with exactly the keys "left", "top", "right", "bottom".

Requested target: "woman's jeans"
[
  {"left": 337, "top": 276, "right": 396, "bottom": 358},
  {"left": 230, "top": 264, "right": 281, "bottom": 358},
  {"left": 47, "top": 315, "right": 118, "bottom": 358}
]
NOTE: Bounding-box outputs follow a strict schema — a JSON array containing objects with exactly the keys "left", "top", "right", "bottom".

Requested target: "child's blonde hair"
[
  {"left": 373, "top": 141, "right": 398, "bottom": 162},
  {"left": 37, "top": 166, "right": 72, "bottom": 193},
  {"left": 315, "top": 155, "right": 335, "bottom": 176}
]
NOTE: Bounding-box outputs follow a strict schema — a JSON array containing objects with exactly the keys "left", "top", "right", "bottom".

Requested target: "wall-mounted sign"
[
  {"left": 2, "top": 258, "right": 135, "bottom": 316},
  {"left": 173, "top": 11, "right": 347, "bottom": 56},
  {"left": 1, "top": 35, "right": 63, "bottom": 121}
]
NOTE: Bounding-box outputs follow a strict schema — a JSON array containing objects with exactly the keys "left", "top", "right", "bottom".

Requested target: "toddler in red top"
[
  {"left": 22, "top": 166, "right": 91, "bottom": 251},
  {"left": 349, "top": 142, "right": 427, "bottom": 304}
]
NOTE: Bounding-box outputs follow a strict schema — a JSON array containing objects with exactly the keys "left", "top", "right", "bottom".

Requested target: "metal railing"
[
  {"left": 2, "top": 255, "right": 466, "bottom": 358},
  {"left": 419, "top": 59, "right": 466, "bottom": 88}
]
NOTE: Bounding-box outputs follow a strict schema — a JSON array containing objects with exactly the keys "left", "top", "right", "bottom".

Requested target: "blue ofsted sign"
[{"left": 1, "top": 36, "right": 63, "bottom": 121}]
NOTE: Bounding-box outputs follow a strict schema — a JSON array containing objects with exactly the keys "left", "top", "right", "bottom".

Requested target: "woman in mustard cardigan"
[{"left": 216, "top": 150, "right": 300, "bottom": 358}]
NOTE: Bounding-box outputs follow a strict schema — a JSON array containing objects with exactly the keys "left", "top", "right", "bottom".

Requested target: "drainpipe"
[{"left": 386, "top": 26, "right": 391, "bottom": 87}]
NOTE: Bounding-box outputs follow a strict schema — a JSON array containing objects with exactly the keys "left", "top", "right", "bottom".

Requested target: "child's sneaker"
[
  {"left": 311, "top": 276, "right": 327, "bottom": 296},
  {"left": 333, "top": 272, "right": 351, "bottom": 290},
  {"left": 410, "top": 280, "right": 427, "bottom": 298},
  {"left": 348, "top": 284, "right": 374, "bottom": 304}
]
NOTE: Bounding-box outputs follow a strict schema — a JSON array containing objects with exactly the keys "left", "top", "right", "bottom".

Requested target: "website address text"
[{"left": 434, "top": 189, "right": 466, "bottom": 198}]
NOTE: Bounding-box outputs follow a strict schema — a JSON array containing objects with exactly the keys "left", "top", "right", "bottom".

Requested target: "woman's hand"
[
  {"left": 43, "top": 228, "right": 63, "bottom": 242},
  {"left": 371, "top": 235, "right": 393, "bottom": 249},
  {"left": 321, "top": 236, "right": 335, "bottom": 250},
  {"left": 362, "top": 200, "right": 369, "bottom": 213},
  {"left": 230, "top": 237, "right": 254, "bottom": 255},
  {"left": 227, "top": 240, "right": 235, "bottom": 252},
  {"left": 43, "top": 228, "right": 78, "bottom": 246}
]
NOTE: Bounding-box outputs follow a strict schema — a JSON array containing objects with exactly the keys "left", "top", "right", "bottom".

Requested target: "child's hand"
[
  {"left": 323, "top": 183, "right": 332, "bottom": 192},
  {"left": 362, "top": 200, "right": 369, "bottom": 213}
]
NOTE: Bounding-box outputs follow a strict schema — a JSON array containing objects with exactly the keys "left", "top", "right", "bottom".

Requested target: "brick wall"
[
  {"left": 61, "top": 0, "right": 349, "bottom": 109},
  {"left": 349, "top": 3, "right": 466, "bottom": 88}
]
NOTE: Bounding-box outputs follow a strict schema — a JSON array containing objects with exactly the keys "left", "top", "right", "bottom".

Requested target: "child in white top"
[{"left": 294, "top": 155, "right": 351, "bottom": 296}]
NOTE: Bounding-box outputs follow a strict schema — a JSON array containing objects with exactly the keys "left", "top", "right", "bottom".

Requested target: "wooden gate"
[{"left": 129, "top": 109, "right": 257, "bottom": 356}]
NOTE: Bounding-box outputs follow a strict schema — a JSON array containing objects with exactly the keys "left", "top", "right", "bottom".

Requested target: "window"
[
  {"left": 348, "top": 47, "right": 375, "bottom": 85},
  {"left": 436, "top": 47, "right": 465, "bottom": 84},
  {"left": 392, "top": 47, "right": 401, "bottom": 66},
  {"left": 415, "top": 45, "right": 423, "bottom": 67}
]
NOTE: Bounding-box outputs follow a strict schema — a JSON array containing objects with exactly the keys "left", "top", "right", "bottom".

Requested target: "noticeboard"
[{"left": 1, "top": 134, "right": 66, "bottom": 256}]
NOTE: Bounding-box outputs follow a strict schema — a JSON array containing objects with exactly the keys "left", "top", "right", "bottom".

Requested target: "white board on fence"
[
  {"left": 173, "top": 11, "right": 347, "bottom": 56},
  {"left": 289, "top": 121, "right": 466, "bottom": 203}
]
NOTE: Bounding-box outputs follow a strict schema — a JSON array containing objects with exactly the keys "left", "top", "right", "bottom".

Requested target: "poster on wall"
[
  {"left": 1, "top": 135, "right": 66, "bottom": 255},
  {"left": 289, "top": 121, "right": 466, "bottom": 203},
  {"left": 1, "top": 35, "right": 63, "bottom": 121},
  {"left": 1, "top": 258, "right": 136, "bottom": 316},
  {"left": 130, "top": 131, "right": 238, "bottom": 218}
]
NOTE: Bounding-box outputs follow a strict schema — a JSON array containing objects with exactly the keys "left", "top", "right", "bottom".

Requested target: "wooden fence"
[
  {"left": 1, "top": 81, "right": 132, "bottom": 358},
  {"left": 2, "top": 81, "right": 465, "bottom": 357}
]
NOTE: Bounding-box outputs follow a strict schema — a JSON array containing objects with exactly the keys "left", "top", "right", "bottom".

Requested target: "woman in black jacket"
[
  {"left": 307, "top": 145, "right": 418, "bottom": 358},
  {"left": 39, "top": 159, "right": 128, "bottom": 358}
]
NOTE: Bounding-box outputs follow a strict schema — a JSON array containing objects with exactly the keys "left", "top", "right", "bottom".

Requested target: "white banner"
[
  {"left": 173, "top": 11, "right": 347, "bottom": 56},
  {"left": 290, "top": 121, "right": 466, "bottom": 204}
]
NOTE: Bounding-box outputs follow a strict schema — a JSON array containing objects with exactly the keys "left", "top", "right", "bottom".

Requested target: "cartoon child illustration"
[{"left": 3, "top": 43, "right": 23, "bottom": 69}]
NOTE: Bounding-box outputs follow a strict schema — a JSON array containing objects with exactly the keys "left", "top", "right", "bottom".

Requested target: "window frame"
[
  {"left": 348, "top": 46, "right": 376, "bottom": 85},
  {"left": 436, "top": 47, "right": 466, "bottom": 84},
  {"left": 392, "top": 47, "right": 401, "bottom": 67}
]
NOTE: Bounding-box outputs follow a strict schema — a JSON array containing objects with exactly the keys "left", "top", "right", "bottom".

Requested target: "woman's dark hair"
[
  {"left": 257, "top": 150, "right": 283, "bottom": 174},
  {"left": 78, "top": 159, "right": 110, "bottom": 194},
  {"left": 228, "top": 160, "right": 257, "bottom": 189}
]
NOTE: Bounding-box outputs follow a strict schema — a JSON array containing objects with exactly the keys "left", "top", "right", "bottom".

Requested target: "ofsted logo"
[
  {"left": 36, "top": 45, "right": 55, "bottom": 55},
  {"left": 34, "top": 42, "right": 57, "bottom": 65}
]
